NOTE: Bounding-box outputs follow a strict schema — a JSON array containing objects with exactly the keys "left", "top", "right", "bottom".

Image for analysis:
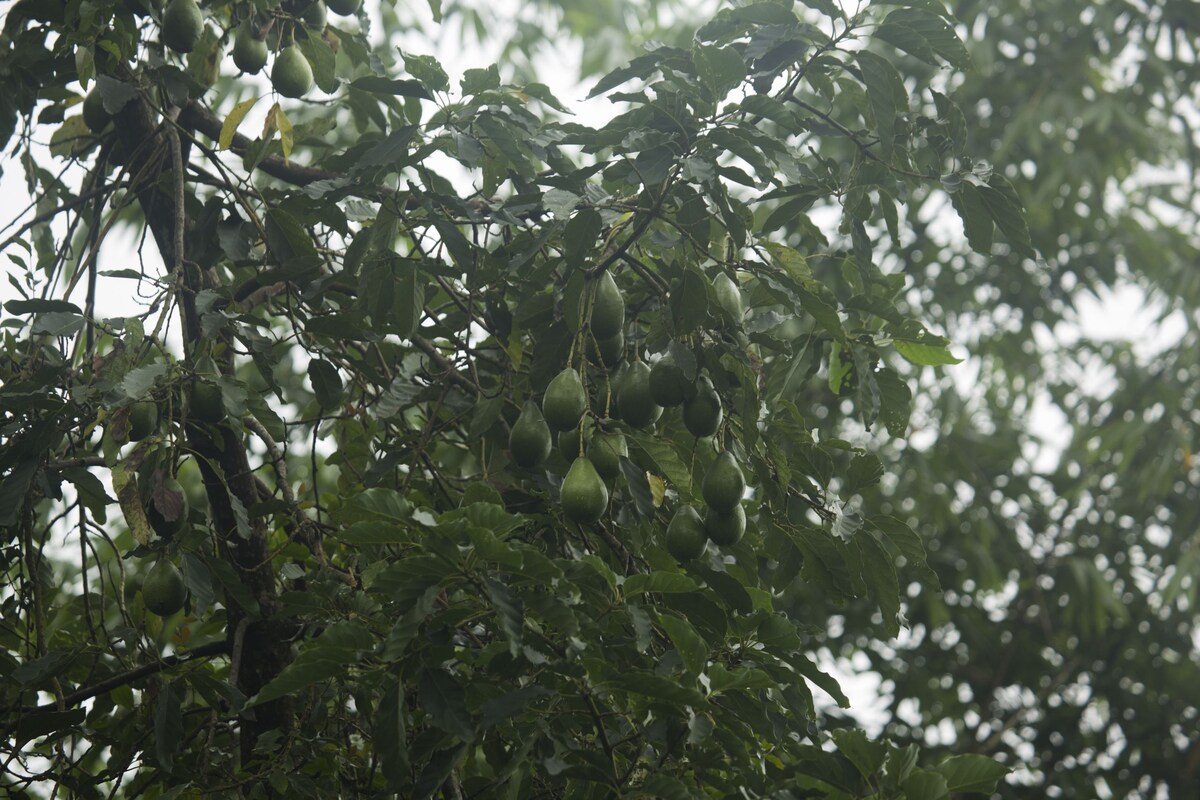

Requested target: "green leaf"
[
  {"left": 980, "top": 176, "right": 1035, "bottom": 258},
  {"left": 249, "top": 621, "right": 373, "bottom": 706},
  {"left": 636, "top": 773, "right": 692, "bottom": 800},
  {"left": 935, "top": 754, "right": 1011, "bottom": 793},
  {"left": 870, "top": 516, "right": 939, "bottom": 590},
  {"left": 220, "top": 97, "right": 259, "bottom": 150},
  {"left": 693, "top": 44, "right": 747, "bottom": 100},
  {"left": 153, "top": 681, "right": 184, "bottom": 771},
  {"left": 624, "top": 572, "right": 700, "bottom": 597},
  {"left": 857, "top": 51, "right": 906, "bottom": 163},
  {"left": 307, "top": 358, "right": 343, "bottom": 410},
  {"left": 902, "top": 769, "right": 950, "bottom": 800},
  {"left": 375, "top": 677, "right": 410, "bottom": 788},
  {"left": 893, "top": 339, "right": 963, "bottom": 366},
  {"left": 876, "top": 8, "right": 971, "bottom": 68},
  {"left": 832, "top": 728, "right": 885, "bottom": 779},
  {"left": 402, "top": 52, "right": 449, "bottom": 92},
  {"left": 951, "top": 183, "right": 994, "bottom": 254},
  {"left": 418, "top": 669, "right": 475, "bottom": 740},
  {"left": 657, "top": 612, "right": 708, "bottom": 676},
  {"left": 609, "top": 670, "right": 707, "bottom": 706},
  {"left": 349, "top": 76, "right": 432, "bottom": 98},
  {"left": 856, "top": 532, "right": 901, "bottom": 637}
]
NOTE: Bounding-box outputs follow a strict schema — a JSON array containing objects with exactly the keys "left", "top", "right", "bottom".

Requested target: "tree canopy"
[{"left": 0, "top": 0, "right": 1196, "bottom": 798}]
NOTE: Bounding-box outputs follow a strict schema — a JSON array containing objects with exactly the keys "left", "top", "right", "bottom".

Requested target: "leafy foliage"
[{"left": 7, "top": 0, "right": 1182, "bottom": 798}]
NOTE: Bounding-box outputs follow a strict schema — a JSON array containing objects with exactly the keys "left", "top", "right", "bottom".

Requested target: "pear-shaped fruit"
[
  {"left": 162, "top": 0, "right": 203, "bottom": 53},
  {"left": 649, "top": 352, "right": 689, "bottom": 407},
  {"left": 588, "top": 432, "right": 627, "bottom": 482},
  {"left": 605, "top": 362, "right": 627, "bottom": 419},
  {"left": 588, "top": 331, "right": 624, "bottom": 367},
  {"left": 705, "top": 504, "right": 745, "bottom": 546},
  {"left": 510, "top": 401, "right": 553, "bottom": 468},
  {"left": 272, "top": 46, "right": 314, "bottom": 99},
  {"left": 590, "top": 271, "right": 625, "bottom": 339},
  {"left": 561, "top": 457, "right": 609, "bottom": 523},
  {"left": 129, "top": 401, "right": 160, "bottom": 441},
  {"left": 666, "top": 506, "right": 707, "bottom": 562},
  {"left": 703, "top": 451, "right": 745, "bottom": 513},
  {"left": 189, "top": 380, "right": 224, "bottom": 423},
  {"left": 559, "top": 417, "right": 592, "bottom": 460},
  {"left": 146, "top": 476, "right": 190, "bottom": 539},
  {"left": 713, "top": 272, "right": 744, "bottom": 326},
  {"left": 543, "top": 367, "right": 587, "bottom": 432},
  {"left": 83, "top": 89, "right": 111, "bottom": 132},
  {"left": 617, "top": 361, "right": 661, "bottom": 429},
  {"left": 682, "top": 375, "right": 722, "bottom": 438},
  {"left": 143, "top": 559, "right": 188, "bottom": 616},
  {"left": 326, "top": 0, "right": 361, "bottom": 14},
  {"left": 300, "top": 0, "right": 326, "bottom": 28},
  {"left": 232, "top": 23, "right": 268, "bottom": 74}
]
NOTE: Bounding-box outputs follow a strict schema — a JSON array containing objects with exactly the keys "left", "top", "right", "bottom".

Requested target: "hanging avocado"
[
  {"left": 326, "top": 0, "right": 361, "bottom": 14},
  {"left": 682, "top": 374, "right": 722, "bottom": 438},
  {"left": 232, "top": 22, "right": 269, "bottom": 74},
  {"left": 649, "top": 351, "right": 690, "bottom": 407},
  {"left": 559, "top": 419, "right": 592, "bottom": 461},
  {"left": 161, "top": 0, "right": 203, "bottom": 53},
  {"left": 705, "top": 503, "right": 745, "bottom": 546},
  {"left": 590, "top": 271, "right": 625, "bottom": 339},
  {"left": 272, "top": 46, "right": 314, "bottom": 99},
  {"left": 145, "top": 476, "right": 190, "bottom": 539},
  {"left": 713, "top": 272, "right": 744, "bottom": 326},
  {"left": 587, "top": 432, "right": 627, "bottom": 482},
  {"left": 588, "top": 330, "right": 625, "bottom": 367},
  {"left": 510, "top": 401, "right": 553, "bottom": 468},
  {"left": 128, "top": 401, "right": 160, "bottom": 441},
  {"left": 703, "top": 451, "right": 745, "bottom": 513},
  {"left": 666, "top": 506, "right": 707, "bottom": 562},
  {"left": 300, "top": 0, "right": 326, "bottom": 29},
  {"left": 561, "top": 457, "right": 609, "bottom": 523},
  {"left": 616, "top": 361, "right": 661, "bottom": 429},
  {"left": 82, "top": 89, "right": 111, "bottom": 133},
  {"left": 542, "top": 367, "right": 587, "bottom": 432},
  {"left": 142, "top": 559, "right": 188, "bottom": 616}
]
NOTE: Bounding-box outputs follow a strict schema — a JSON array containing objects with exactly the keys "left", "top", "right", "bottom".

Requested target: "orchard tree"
[{"left": 0, "top": 0, "right": 1029, "bottom": 796}]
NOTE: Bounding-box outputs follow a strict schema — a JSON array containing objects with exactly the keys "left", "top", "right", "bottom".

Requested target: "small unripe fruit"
[
  {"left": 542, "top": 367, "right": 587, "bottom": 432},
  {"left": 616, "top": 361, "right": 661, "bottom": 429},
  {"left": 272, "top": 46, "right": 314, "bottom": 99},
  {"left": 232, "top": 23, "right": 268, "bottom": 75},
  {"left": 83, "top": 89, "right": 111, "bottom": 133},
  {"left": 510, "top": 401, "right": 553, "bottom": 468},
  {"left": 705, "top": 504, "right": 745, "bottom": 546},
  {"left": 561, "top": 457, "right": 608, "bottom": 524},
  {"left": 161, "top": 0, "right": 203, "bottom": 54},
  {"left": 666, "top": 506, "right": 707, "bottom": 562},
  {"left": 143, "top": 560, "right": 188, "bottom": 616},
  {"left": 590, "top": 271, "right": 625, "bottom": 339},
  {"left": 703, "top": 451, "right": 745, "bottom": 514}
]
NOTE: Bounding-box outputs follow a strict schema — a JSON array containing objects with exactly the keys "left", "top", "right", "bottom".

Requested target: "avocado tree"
[{"left": 0, "top": 0, "right": 1026, "bottom": 796}]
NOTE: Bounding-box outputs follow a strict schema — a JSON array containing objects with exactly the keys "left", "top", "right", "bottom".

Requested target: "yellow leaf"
[
  {"left": 219, "top": 96, "right": 260, "bottom": 151},
  {"left": 111, "top": 462, "right": 152, "bottom": 545},
  {"left": 275, "top": 105, "right": 294, "bottom": 164},
  {"left": 648, "top": 474, "right": 665, "bottom": 508}
]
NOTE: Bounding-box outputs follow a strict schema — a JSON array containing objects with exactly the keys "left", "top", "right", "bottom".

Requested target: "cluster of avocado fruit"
[
  {"left": 508, "top": 269, "right": 750, "bottom": 560},
  {"left": 154, "top": 0, "right": 362, "bottom": 99}
]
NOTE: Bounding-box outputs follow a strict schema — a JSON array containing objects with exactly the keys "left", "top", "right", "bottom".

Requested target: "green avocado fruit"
[
  {"left": 143, "top": 559, "right": 188, "bottom": 616},
  {"left": 233, "top": 23, "right": 269, "bottom": 74},
  {"left": 326, "top": 0, "right": 361, "bottom": 14},
  {"left": 510, "top": 401, "right": 553, "bottom": 468},
  {"left": 300, "top": 0, "right": 326, "bottom": 28},
  {"left": 542, "top": 367, "right": 587, "bottom": 432},
  {"left": 587, "top": 431, "right": 627, "bottom": 482},
  {"left": 128, "top": 401, "right": 160, "bottom": 441},
  {"left": 589, "top": 331, "right": 624, "bottom": 367},
  {"left": 713, "top": 272, "right": 744, "bottom": 326},
  {"left": 703, "top": 451, "right": 745, "bottom": 513},
  {"left": 83, "top": 89, "right": 111, "bottom": 132},
  {"left": 616, "top": 361, "right": 662, "bottom": 429},
  {"left": 705, "top": 503, "right": 745, "bottom": 546},
  {"left": 682, "top": 374, "right": 722, "bottom": 438},
  {"left": 590, "top": 271, "right": 625, "bottom": 339},
  {"left": 561, "top": 457, "right": 609, "bottom": 523},
  {"left": 161, "top": 0, "right": 203, "bottom": 53},
  {"left": 666, "top": 505, "right": 707, "bottom": 562},
  {"left": 189, "top": 380, "right": 225, "bottom": 423},
  {"left": 272, "top": 46, "right": 314, "bottom": 99},
  {"left": 649, "top": 351, "right": 689, "bottom": 407}
]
